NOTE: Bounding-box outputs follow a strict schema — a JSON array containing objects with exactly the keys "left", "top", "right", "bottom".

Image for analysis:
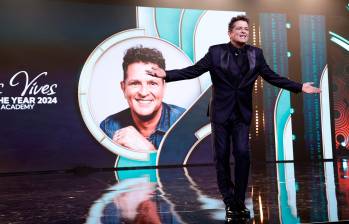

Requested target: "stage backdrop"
[{"left": 0, "top": 0, "right": 348, "bottom": 173}]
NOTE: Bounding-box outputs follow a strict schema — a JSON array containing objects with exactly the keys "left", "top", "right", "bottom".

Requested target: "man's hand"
[
  {"left": 146, "top": 66, "right": 166, "bottom": 78},
  {"left": 302, "top": 82, "right": 321, "bottom": 94},
  {"left": 113, "top": 126, "right": 156, "bottom": 152}
]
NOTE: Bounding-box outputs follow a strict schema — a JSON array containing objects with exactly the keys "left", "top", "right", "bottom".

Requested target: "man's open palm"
[{"left": 302, "top": 82, "right": 321, "bottom": 94}]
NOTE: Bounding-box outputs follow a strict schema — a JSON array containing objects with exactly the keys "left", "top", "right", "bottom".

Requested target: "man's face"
[
  {"left": 121, "top": 62, "right": 165, "bottom": 119},
  {"left": 228, "top": 20, "right": 249, "bottom": 45}
]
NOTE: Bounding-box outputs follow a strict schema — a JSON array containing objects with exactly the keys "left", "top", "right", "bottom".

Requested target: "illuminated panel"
[
  {"left": 136, "top": 7, "right": 158, "bottom": 37},
  {"left": 274, "top": 90, "right": 294, "bottom": 161},
  {"left": 329, "top": 32, "right": 349, "bottom": 51},
  {"left": 328, "top": 31, "right": 349, "bottom": 154},
  {"left": 259, "top": 13, "right": 289, "bottom": 161},
  {"left": 319, "top": 66, "right": 333, "bottom": 159},
  {"left": 299, "top": 15, "right": 326, "bottom": 160},
  {"left": 276, "top": 163, "right": 299, "bottom": 223},
  {"left": 180, "top": 9, "right": 204, "bottom": 62},
  {"left": 155, "top": 8, "right": 181, "bottom": 47},
  {"left": 324, "top": 161, "right": 338, "bottom": 221}
]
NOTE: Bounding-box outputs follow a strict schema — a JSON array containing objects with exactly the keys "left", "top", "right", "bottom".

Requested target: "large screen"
[{"left": 0, "top": 0, "right": 348, "bottom": 173}]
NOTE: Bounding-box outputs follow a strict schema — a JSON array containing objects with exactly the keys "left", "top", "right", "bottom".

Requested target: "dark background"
[{"left": 0, "top": 0, "right": 348, "bottom": 173}]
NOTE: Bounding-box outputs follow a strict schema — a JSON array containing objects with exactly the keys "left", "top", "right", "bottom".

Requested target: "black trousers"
[{"left": 211, "top": 117, "right": 250, "bottom": 206}]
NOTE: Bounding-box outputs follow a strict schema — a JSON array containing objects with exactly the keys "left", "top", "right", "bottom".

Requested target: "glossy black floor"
[{"left": 1, "top": 160, "right": 349, "bottom": 224}]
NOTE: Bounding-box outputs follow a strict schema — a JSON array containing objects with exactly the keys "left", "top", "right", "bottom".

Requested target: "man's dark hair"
[
  {"left": 228, "top": 15, "right": 249, "bottom": 32},
  {"left": 122, "top": 46, "right": 166, "bottom": 79}
]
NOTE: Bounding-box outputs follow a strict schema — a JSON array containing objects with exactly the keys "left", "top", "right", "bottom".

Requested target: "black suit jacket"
[{"left": 165, "top": 43, "right": 303, "bottom": 124}]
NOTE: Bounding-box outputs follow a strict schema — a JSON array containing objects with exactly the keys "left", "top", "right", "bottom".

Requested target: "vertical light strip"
[
  {"left": 253, "top": 23, "right": 257, "bottom": 46},
  {"left": 299, "top": 15, "right": 326, "bottom": 159},
  {"left": 259, "top": 194, "right": 264, "bottom": 223},
  {"left": 319, "top": 65, "right": 333, "bottom": 159},
  {"left": 276, "top": 163, "right": 299, "bottom": 223},
  {"left": 274, "top": 89, "right": 293, "bottom": 161},
  {"left": 324, "top": 161, "right": 339, "bottom": 221},
  {"left": 260, "top": 13, "right": 289, "bottom": 161}
]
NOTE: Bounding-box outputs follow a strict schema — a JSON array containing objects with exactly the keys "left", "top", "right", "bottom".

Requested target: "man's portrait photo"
[
  {"left": 79, "top": 35, "right": 202, "bottom": 160},
  {"left": 100, "top": 46, "right": 185, "bottom": 152}
]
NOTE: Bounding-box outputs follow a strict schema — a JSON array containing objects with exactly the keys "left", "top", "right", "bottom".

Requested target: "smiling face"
[
  {"left": 228, "top": 20, "right": 249, "bottom": 47},
  {"left": 121, "top": 62, "right": 165, "bottom": 119}
]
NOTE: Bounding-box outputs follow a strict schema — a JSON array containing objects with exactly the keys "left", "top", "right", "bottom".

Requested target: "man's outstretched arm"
[
  {"left": 258, "top": 49, "right": 321, "bottom": 94},
  {"left": 147, "top": 50, "right": 212, "bottom": 82}
]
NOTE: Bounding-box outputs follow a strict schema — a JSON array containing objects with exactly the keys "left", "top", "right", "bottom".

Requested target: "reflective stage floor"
[{"left": 1, "top": 160, "right": 349, "bottom": 223}]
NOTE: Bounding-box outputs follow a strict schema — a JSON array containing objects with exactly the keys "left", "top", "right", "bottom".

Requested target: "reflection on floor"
[{"left": 0, "top": 160, "right": 349, "bottom": 223}]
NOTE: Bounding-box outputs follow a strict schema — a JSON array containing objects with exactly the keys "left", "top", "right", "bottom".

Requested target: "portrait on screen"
[
  {"left": 79, "top": 35, "right": 201, "bottom": 161},
  {"left": 99, "top": 46, "right": 186, "bottom": 152}
]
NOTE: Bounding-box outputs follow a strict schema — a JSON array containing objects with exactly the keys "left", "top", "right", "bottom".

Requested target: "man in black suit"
[{"left": 147, "top": 15, "right": 321, "bottom": 222}]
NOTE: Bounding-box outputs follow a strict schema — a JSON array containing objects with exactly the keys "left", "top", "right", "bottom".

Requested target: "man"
[
  {"left": 147, "top": 15, "right": 321, "bottom": 222},
  {"left": 100, "top": 46, "right": 185, "bottom": 152}
]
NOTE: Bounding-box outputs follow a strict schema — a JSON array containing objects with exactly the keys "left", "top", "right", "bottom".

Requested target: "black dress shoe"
[
  {"left": 225, "top": 205, "right": 237, "bottom": 223},
  {"left": 234, "top": 199, "right": 250, "bottom": 219},
  {"left": 225, "top": 202, "right": 250, "bottom": 223}
]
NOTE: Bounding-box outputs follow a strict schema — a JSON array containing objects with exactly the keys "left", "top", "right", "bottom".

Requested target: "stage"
[
  {"left": 1, "top": 160, "right": 348, "bottom": 223},
  {"left": 0, "top": 1, "right": 349, "bottom": 223}
]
